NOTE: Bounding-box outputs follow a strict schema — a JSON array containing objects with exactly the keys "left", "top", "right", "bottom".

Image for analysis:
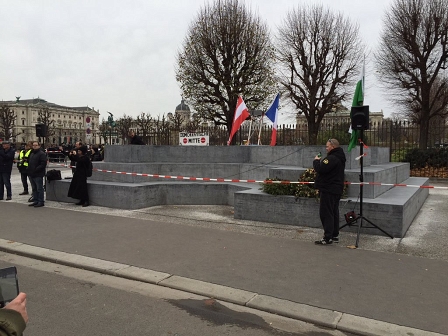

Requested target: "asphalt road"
[{"left": 0, "top": 253, "right": 353, "bottom": 336}]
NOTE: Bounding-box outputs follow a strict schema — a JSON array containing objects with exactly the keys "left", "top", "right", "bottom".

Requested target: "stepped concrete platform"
[
  {"left": 234, "top": 177, "right": 429, "bottom": 238},
  {"left": 46, "top": 145, "right": 429, "bottom": 237},
  {"left": 47, "top": 180, "right": 250, "bottom": 209}
]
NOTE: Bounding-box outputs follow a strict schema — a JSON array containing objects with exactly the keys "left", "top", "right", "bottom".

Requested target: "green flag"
[{"left": 348, "top": 64, "right": 364, "bottom": 152}]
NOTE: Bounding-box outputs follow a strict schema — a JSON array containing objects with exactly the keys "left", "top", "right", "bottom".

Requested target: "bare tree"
[
  {"left": 98, "top": 119, "right": 109, "bottom": 144},
  {"left": 153, "top": 115, "right": 171, "bottom": 145},
  {"left": 276, "top": 4, "right": 365, "bottom": 145},
  {"left": 185, "top": 119, "right": 202, "bottom": 133},
  {"left": 37, "top": 106, "right": 55, "bottom": 145},
  {"left": 176, "top": 0, "right": 276, "bottom": 138},
  {"left": 135, "top": 112, "right": 153, "bottom": 144},
  {"left": 376, "top": 0, "right": 448, "bottom": 149},
  {"left": 0, "top": 104, "right": 16, "bottom": 141},
  {"left": 169, "top": 113, "right": 186, "bottom": 131},
  {"left": 115, "top": 115, "right": 134, "bottom": 144}
]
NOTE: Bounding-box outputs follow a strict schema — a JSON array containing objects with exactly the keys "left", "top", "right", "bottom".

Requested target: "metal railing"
[{"left": 127, "top": 120, "right": 448, "bottom": 178}]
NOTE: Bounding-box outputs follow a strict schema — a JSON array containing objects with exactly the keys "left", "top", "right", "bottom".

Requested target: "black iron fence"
[{"left": 138, "top": 120, "right": 448, "bottom": 178}]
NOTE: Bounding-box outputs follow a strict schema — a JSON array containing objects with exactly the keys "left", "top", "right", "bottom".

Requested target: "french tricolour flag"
[
  {"left": 227, "top": 96, "right": 250, "bottom": 145},
  {"left": 265, "top": 93, "right": 280, "bottom": 146}
]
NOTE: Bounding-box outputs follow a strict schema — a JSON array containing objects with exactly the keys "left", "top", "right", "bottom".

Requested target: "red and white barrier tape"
[{"left": 47, "top": 162, "right": 448, "bottom": 190}]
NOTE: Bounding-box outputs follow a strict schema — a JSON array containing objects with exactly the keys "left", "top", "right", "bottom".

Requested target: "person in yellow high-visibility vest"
[{"left": 17, "top": 142, "right": 33, "bottom": 195}]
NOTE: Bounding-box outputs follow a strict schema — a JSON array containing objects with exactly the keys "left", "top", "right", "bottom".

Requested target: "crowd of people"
[
  {"left": 0, "top": 140, "right": 105, "bottom": 206},
  {"left": 0, "top": 130, "right": 145, "bottom": 205}
]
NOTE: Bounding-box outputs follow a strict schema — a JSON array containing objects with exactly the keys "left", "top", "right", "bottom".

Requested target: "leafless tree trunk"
[
  {"left": 115, "top": 115, "right": 134, "bottom": 144},
  {"left": 0, "top": 104, "right": 16, "bottom": 141},
  {"left": 135, "top": 113, "right": 153, "bottom": 144},
  {"left": 37, "top": 106, "right": 55, "bottom": 146},
  {"left": 169, "top": 113, "right": 186, "bottom": 131},
  {"left": 176, "top": 0, "right": 276, "bottom": 139},
  {"left": 98, "top": 119, "right": 109, "bottom": 145},
  {"left": 276, "top": 4, "right": 365, "bottom": 145},
  {"left": 376, "top": 0, "right": 448, "bottom": 149},
  {"left": 154, "top": 115, "right": 171, "bottom": 145}
]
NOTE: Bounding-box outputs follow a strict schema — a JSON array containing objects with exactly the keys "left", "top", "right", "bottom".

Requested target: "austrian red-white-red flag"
[{"left": 227, "top": 96, "right": 249, "bottom": 145}]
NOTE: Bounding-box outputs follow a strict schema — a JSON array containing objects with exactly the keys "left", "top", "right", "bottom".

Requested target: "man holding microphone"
[{"left": 313, "top": 138, "right": 346, "bottom": 245}]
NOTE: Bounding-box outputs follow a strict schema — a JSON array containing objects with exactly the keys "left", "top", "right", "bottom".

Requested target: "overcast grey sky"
[{"left": 0, "top": 0, "right": 392, "bottom": 123}]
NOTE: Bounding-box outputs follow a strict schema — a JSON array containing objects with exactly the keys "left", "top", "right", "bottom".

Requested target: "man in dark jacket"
[
  {"left": 129, "top": 131, "right": 145, "bottom": 145},
  {"left": 313, "top": 138, "right": 346, "bottom": 245},
  {"left": 27, "top": 141, "right": 47, "bottom": 207},
  {"left": 0, "top": 141, "right": 15, "bottom": 201},
  {"left": 69, "top": 141, "right": 82, "bottom": 175}
]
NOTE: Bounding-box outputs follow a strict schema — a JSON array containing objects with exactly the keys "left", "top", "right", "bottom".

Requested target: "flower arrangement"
[{"left": 261, "top": 168, "right": 347, "bottom": 200}]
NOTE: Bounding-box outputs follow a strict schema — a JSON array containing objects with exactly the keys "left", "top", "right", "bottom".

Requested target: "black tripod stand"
[{"left": 340, "top": 130, "right": 393, "bottom": 247}]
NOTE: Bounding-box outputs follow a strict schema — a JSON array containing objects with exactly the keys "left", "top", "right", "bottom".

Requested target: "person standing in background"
[
  {"left": 27, "top": 141, "right": 47, "bottom": 207},
  {"left": 0, "top": 141, "right": 15, "bottom": 201},
  {"left": 17, "top": 141, "right": 33, "bottom": 195},
  {"left": 68, "top": 145, "right": 90, "bottom": 207},
  {"left": 69, "top": 141, "right": 82, "bottom": 175},
  {"left": 128, "top": 131, "right": 145, "bottom": 145}
]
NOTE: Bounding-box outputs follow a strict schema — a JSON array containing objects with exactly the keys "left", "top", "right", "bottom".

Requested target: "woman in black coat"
[{"left": 67, "top": 146, "right": 90, "bottom": 207}]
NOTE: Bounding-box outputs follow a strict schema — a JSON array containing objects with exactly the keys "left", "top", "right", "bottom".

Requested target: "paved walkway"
[{"left": 0, "top": 166, "right": 447, "bottom": 335}]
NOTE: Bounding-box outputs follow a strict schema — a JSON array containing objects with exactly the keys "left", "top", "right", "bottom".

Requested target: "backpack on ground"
[{"left": 46, "top": 169, "right": 62, "bottom": 182}]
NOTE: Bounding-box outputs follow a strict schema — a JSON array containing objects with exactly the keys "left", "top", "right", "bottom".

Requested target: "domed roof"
[{"left": 175, "top": 99, "right": 190, "bottom": 112}]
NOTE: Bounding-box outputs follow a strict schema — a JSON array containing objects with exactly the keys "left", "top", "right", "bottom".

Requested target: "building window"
[
  {"left": 22, "top": 119, "right": 25, "bottom": 126},
  {"left": 22, "top": 111, "right": 25, "bottom": 115}
]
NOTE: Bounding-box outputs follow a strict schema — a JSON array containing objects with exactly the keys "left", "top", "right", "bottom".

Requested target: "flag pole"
[
  {"left": 257, "top": 113, "right": 264, "bottom": 145},
  {"left": 247, "top": 117, "right": 253, "bottom": 145}
]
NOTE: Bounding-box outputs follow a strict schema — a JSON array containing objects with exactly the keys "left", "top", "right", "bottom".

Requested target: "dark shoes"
[
  {"left": 28, "top": 202, "right": 44, "bottom": 207},
  {"left": 5, "top": 197, "right": 11, "bottom": 201},
  {"left": 82, "top": 202, "right": 89, "bottom": 207},
  {"left": 19, "top": 191, "right": 29, "bottom": 195},
  {"left": 332, "top": 237, "right": 339, "bottom": 243},
  {"left": 315, "top": 238, "right": 333, "bottom": 245},
  {"left": 28, "top": 197, "right": 34, "bottom": 202},
  {"left": 75, "top": 201, "right": 84, "bottom": 205}
]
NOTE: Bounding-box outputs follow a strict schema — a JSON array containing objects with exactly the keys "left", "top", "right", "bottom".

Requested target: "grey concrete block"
[
  {"left": 46, "top": 180, "right": 253, "bottom": 209},
  {"left": 234, "top": 189, "right": 322, "bottom": 228},
  {"left": 345, "top": 163, "right": 410, "bottom": 198},
  {"left": 268, "top": 166, "right": 307, "bottom": 181}
]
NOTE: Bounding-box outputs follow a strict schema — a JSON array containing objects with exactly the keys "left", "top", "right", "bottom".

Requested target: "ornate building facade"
[
  {"left": 296, "top": 106, "right": 384, "bottom": 126},
  {"left": 0, "top": 97, "right": 100, "bottom": 145}
]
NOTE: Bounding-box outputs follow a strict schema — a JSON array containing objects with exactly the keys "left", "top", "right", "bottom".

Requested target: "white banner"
[{"left": 179, "top": 132, "right": 209, "bottom": 146}]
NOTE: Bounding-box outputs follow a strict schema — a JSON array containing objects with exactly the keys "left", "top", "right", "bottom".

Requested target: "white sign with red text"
[{"left": 179, "top": 132, "right": 209, "bottom": 146}]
